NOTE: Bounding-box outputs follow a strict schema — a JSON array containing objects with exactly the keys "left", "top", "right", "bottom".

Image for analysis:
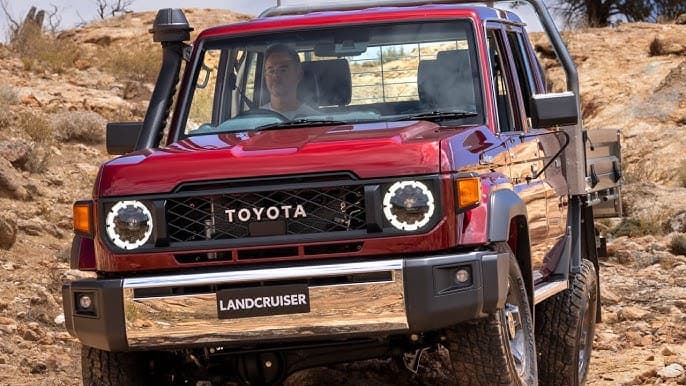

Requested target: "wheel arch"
[{"left": 488, "top": 189, "right": 533, "bottom": 310}]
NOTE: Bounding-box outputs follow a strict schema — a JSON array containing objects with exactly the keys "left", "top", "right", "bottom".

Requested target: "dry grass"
[
  {"left": 11, "top": 24, "right": 81, "bottom": 74},
  {"left": 22, "top": 144, "right": 51, "bottom": 174},
  {"left": 15, "top": 109, "right": 53, "bottom": 173},
  {"left": 611, "top": 217, "right": 665, "bottom": 238},
  {"left": 0, "top": 84, "right": 19, "bottom": 105},
  {"left": 52, "top": 111, "right": 106, "bottom": 144},
  {"left": 97, "top": 44, "right": 161, "bottom": 83},
  {"left": 0, "top": 85, "right": 19, "bottom": 129},
  {"left": 670, "top": 233, "right": 686, "bottom": 256},
  {"left": 18, "top": 110, "right": 52, "bottom": 143},
  {"left": 648, "top": 37, "right": 664, "bottom": 56},
  {"left": 0, "top": 106, "right": 13, "bottom": 129}
]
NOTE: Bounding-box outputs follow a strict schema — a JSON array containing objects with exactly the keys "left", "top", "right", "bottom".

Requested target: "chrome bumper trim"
[
  {"left": 123, "top": 260, "right": 407, "bottom": 348},
  {"left": 123, "top": 259, "right": 403, "bottom": 288}
]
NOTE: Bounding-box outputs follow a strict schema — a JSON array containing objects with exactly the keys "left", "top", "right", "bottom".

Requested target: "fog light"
[
  {"left": 78, "top": 294, "right": 93, "bottom": 310},
  {"left": 454, "top": 268, "right": 470, "bottom": 284}
]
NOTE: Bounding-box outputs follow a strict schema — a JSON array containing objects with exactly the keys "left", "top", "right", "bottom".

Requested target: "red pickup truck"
[{"left": 63, "top": 1, "right": 622, "bottom": 385}]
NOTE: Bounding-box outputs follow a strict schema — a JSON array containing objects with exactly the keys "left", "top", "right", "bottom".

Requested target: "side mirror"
[
  {"left": 106, "top": 122, "right": 144, "bottom": 155},
  {"left": 529, "top": 92, "right": 579, "bottom": 128}
]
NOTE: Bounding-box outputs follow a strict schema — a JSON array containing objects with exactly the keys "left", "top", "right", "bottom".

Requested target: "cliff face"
[{"left": 0, "top": 10, "right": 685, "bottom": 385}]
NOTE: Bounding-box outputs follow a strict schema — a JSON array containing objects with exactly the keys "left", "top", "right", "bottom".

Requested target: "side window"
[
  {"left": 507, "top": 31, "right": 536, "bottom": 119},
  {"left": 487, "top": 30, "right": 516, "bottom": 133},
  {"left": 186, "top": 49, "right": 222, "bottom": 134}
]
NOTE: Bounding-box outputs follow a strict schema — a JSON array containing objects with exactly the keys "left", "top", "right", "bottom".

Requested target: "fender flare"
[{"left": 488, "top": 188, "right": 528, "bottom": 242}]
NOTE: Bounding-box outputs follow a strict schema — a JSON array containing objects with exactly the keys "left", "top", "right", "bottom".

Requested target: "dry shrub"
[
  {"left": 98, "top": 44, "right": 161, "bottom": 83},
  {"left": 23, "top": 144, "right": 51, "bottom": 174},
  {"left": 11, "top": 23, "right": 81, "bottom": 74},
  {"left": 649, "top": 37, "right": 664, "bottom": 56},
  {"left": 611, "top": 217, "right": 664, "bottom": 238},
  {"left": 0, "top": 104, "right": 13, "bottom": 129},
  {"left": 0, "top": 84, "right": 18, "bottom": 105},
  {"left": 52, "top": 111, "right": 106, "bottom": 144},
  {"left": 581, "top": 98, "right": 600, "bottom": 121},
  {"left": 670, "top": 233, "right": 686, "bottom": 256},
  {"left": 18, "top": 110, "right": 52, "bottom": 143}
]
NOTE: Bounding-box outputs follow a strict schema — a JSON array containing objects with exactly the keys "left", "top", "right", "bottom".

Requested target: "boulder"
[
  {"left": 0, "top": 157, "right": 28, "bottom": 200},
  {"left": 657, "top": 363, "right": 684, "bottom": 378}
]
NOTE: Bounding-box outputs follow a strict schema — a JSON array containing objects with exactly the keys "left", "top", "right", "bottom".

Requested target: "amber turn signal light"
[
  {"left": 73, "top": 201, "right": 93, "bottom": 236},
  {"left": 456, "top": 177, "right": 481, "bottom": 210}
]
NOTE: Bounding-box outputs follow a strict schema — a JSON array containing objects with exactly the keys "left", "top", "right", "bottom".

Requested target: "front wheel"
[
  {"left": 445, "top": 249, "right": 537, "bottom": 385},
  {"left": 535, "top": 259, "right": 598, "bottom": 385},
  {"left": 81, "top": 345, "right": 180, "bottom": 386}
]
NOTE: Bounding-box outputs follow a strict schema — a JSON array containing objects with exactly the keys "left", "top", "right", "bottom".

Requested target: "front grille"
[{"left": 166, "top": 185, "right": 366, "bottom": 243}]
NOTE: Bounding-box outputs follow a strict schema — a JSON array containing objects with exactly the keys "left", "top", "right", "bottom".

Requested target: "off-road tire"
[
  {"left": 445, "top": 248, "right": 537, "bottom": 385},
  {"left": 81, "top": 345, "right": 176, "bottom": 386},
  {"left": 535, "top": 259, "right": 598, "bottom": 386}
]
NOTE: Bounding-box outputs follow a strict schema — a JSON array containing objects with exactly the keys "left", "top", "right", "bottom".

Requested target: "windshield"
[{"left": 183, "top": 20, "right": 483, "bottom": 136}]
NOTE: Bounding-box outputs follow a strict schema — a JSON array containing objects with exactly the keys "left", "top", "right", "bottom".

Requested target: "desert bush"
[
  {"left": 10, "top": 22, "right": 80, "bottom": 74},
  {"left": 670, "top": 233, "right": 686, "bottom": 256},
  {"left": 581, "top": 98, "right": 600, "bottom": 120},
  {"left": 649, "top": 37, "right": 664, "bottom": 56},
  {"left": 0, "top": 104, "right": 13, "bottom": 129},
  {"left": 98, "top": 44, "right": 161, "bottom": 83},
  {"left": 0, "top": 84, "right": 19, "bottom": 105},
  {"left": 22, "top": 144, "right": 51, "bottom": 174},
  {"left": 17, "top": 110, "right": 52, "bottom": 143},
  {"left": 611, "top": 217, "right": 664, "bottom": 238},
  {"left": 52, "top": 111, "right": 106, "bottom": 144}
]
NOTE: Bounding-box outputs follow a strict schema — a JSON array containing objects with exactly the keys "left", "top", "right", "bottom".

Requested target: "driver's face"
[{"left": 265, "top": 52, "right": 301, "bottom": 98}]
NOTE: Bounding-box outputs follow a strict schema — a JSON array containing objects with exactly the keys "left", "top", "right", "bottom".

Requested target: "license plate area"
[{"left": 216, "top": 284, "right": 310, "bottom": 319}]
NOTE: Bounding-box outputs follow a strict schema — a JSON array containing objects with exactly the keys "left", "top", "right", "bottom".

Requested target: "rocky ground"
[{"left": 0, "top": 8, "right": 685, "bottom": 386}]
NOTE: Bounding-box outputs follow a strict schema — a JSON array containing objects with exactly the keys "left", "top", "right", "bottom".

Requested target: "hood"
[{"left": 98, "top": 121, "right": 457, "bottom": 197}]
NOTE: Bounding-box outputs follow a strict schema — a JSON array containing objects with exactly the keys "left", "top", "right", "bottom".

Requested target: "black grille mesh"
[{"left": 166, "top": 186, "right": 366, "bottom": 243}]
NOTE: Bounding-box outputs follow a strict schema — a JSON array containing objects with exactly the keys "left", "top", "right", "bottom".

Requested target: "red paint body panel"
[
  {"left": 99, "top": 121, "right": 454, "bottom": 197},
  {"left": 198, "top": 6, "right": 493, "bottom": 41},
  {"left": 93, "top": 174, "right": 458, "bottom": 272}
]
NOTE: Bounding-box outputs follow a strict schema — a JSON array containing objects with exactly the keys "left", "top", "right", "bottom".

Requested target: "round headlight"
[
  {"left": 382, "top": 180, "right": 435, "bottom": 231},
  {"left": 105, "top": 200, "right": 153, "bottom": 250}
]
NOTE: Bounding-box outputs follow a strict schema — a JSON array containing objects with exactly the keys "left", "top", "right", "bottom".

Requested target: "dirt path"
[{"left": 2, "top": 236, "right": 684, "bottom": 385}]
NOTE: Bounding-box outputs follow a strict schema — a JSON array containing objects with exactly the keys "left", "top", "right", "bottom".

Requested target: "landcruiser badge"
[
  {"left": 224, "top": 205, "right": 307, "bottom": 223},
  {"left": 216, "top": 284, "right": 310, "bottom": 319}
]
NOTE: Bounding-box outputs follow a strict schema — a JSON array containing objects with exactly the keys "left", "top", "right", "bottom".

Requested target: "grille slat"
[{"left": 166, "top": 185, "right": 366, "bottom": 243}]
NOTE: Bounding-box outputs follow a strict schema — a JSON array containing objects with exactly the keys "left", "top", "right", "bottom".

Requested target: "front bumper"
[{"left": 63, "top": 251, "right": 509, "bottom": 351}]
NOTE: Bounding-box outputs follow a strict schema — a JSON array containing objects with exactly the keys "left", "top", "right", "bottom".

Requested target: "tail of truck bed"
[{"left": 585, "top": 128, "right": 622, "bottom": 218}]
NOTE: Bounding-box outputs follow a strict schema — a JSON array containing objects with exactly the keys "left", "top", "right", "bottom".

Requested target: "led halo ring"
[
  {"left": 382, "top": 180, "right": 435, "bottom": 231},
  {"left": 105, "top": 200, "right": 153, "bottom": 250}
]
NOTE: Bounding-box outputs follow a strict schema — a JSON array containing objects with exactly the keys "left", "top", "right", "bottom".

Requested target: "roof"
[{"left": 196, "top": 4, "right": 524, "bottom": 41}]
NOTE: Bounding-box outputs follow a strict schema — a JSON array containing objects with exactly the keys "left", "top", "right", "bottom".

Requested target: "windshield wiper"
[
  {"left": 397, "top": 110, "right": 478, "bottom": 122},
  {"left": 255, "top": 119, "right": 347, "bottom": 131}
]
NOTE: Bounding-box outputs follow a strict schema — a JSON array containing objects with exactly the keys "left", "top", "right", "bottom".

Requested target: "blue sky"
[{"left": 1, "top": 1, "right": 554, "bottom": 39}]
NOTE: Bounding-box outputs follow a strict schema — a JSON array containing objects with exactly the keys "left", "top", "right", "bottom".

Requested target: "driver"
[{"left": 262, "top": 44, "right": 319, "bottom": 119}]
